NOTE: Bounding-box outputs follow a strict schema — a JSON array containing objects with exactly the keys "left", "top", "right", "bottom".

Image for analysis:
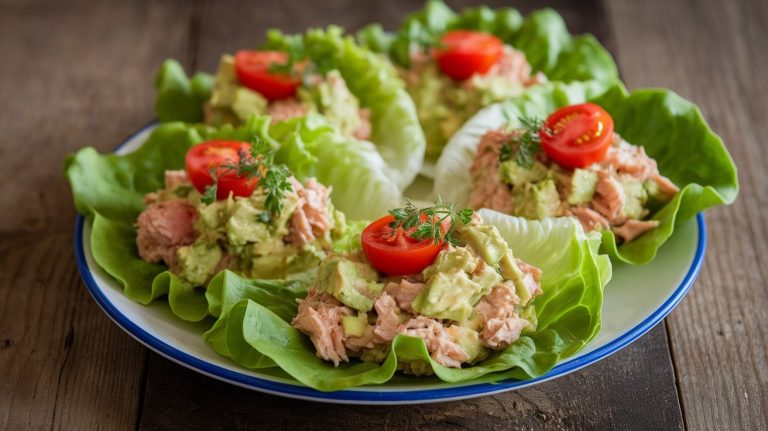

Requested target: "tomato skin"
[
  {"left": 185, "top": 141, "right": 258, "bottom": 201},
  {"left": 234, "top": 50, "right": 301, "bottom": 101},
  {"left": 540, "top": 103, "right": 615, "bottom": 169},
  {"left": 361, "top": 215, "right": 445, "bottom": 276},
  {"left": 433, "top": 30, "right": 504, "bottom": 81}
]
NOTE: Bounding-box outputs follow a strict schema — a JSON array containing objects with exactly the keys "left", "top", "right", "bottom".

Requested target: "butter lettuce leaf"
[
  {"left": 155, "top": 59, "right": 214, "bottom": 123},
  {"left": 434, "top": 81, "right": 739, "bottom": 264},
  {"left": 264, "top": 27, "right": 426, "bottom": 191},
  {"left": 207, "top": 212, "right": 608, "bottom": 391}
]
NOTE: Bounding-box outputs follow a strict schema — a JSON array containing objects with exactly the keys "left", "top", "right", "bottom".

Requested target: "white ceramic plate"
[{"left": 73, "top": 124, "right": 705, "bottom": 404}]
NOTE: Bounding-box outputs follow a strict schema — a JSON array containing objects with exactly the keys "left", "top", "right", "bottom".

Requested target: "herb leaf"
[
  {"left": 202, "top": 136, "right": 293, "bottom": 221},
  {"left": 388, "top": 198, "right": 473, "bottom": 246},
  {"left": 499, "top": 115, "right": 546, "bottom": 169}
]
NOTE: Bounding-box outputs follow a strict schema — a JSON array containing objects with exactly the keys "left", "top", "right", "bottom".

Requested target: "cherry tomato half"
[
  {"left": 234, "top": 50, "right": 301, "bottom": 101},
  {"left": 540, "top": 103, "right": 615, "bottom": 169},
  {"left": 361, "top": 215, "right": 446, "bottom": 276},
  {"left": 185, "top": 140, "right": 258, "bottom": 201},
  {"left": 433, "top": 30, "right": 504, "bottom": 81}
]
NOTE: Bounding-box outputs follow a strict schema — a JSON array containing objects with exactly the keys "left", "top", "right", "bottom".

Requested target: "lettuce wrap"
[
  {"left": 434, "top": 82, "right": 739, "bottom": 264},
  {"left": 202, "top": 210, "right": 610, "bottom": 391},
  {"left": 65, "top": 116, "right": 382, "bottom": 321},
  {"left": 155, "top": 27, "right": 425, "bottom": 192},
  {"left": 356, "top": 0, "right": 619, "bottom": 159}
]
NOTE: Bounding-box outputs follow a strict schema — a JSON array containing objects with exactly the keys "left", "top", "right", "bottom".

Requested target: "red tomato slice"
[
  {"left": 361, "top": 215, "right": 445, "bottom": 276},
  {"left": 433, "top": 30, "right": 504, "bottom": 81},
  {"left": 234, "top": 50, "right": 301, "bottom": 101},
  {"left": 540, "top": 103, "right": 615, "bottom": 169},
  {"left": 185, "top": 140, "right": 258, "bottom": 201}
]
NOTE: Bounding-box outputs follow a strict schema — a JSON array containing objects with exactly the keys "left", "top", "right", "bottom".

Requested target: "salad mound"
[
  {"left": 293, "top": 213, "right": 542, "bottom": 370},
  {"left": 468, "top": 103, "right": 679, "bottom": 244},
  {"left": 357, "top": 0, "right": 618, "bottom": 159},
  {"left": 202, "top": 204, "right": 610, "bottom": 391},
  {"left": 156, "top": 27, "right": 426, "bottom": 191},
  {"left": 434, "top": 82, "right": 739, "bottom": 264}
]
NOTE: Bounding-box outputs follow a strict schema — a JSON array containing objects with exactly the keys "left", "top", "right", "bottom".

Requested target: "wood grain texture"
[
  {"left": 0, "top": 0, "right": 197, "bottom": 429},
  {"left": 138, "top": 326, "right": 682, "bottom": 431},
  {"left": 0, "top": 0, "right": 198, "bottom": 234},
  {"left": 606, "top": 0, "right": 768, "bottom": 429}
]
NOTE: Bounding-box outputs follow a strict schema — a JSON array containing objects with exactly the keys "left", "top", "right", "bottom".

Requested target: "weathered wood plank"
[
  {"left": 0, "top": 0, "right": 198, "bottom": 429},
  {"left": 0, "top": 233, "right": 145, "bottom": 430},
  {"left": 606, "top": 0, "right": 768, "bottom": 429},
  {"left": 0, "top": 0, "right": 198, "bottom": 234},
  {"left": 138, "top": 325, "right": 682, "bottom": 431}
]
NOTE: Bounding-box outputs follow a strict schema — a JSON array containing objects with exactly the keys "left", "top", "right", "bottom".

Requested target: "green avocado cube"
[{"left": 316, "top": 257, "right": 381, "bottom": 312}]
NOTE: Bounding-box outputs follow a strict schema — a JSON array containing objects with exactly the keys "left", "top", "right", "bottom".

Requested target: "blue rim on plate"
[{"left": 71, "top": 122, "right": 706, "bottom": 404}]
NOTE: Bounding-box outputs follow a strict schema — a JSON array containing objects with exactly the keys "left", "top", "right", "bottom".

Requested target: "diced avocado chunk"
[
  {"left": 567, "top": 169, "right": 599, "bottom": 205},
  {"left": 446, "top": 325, "right": 489, "bottom": 364},
  {"left": 499, "top": 253, "right": 531, "bottom": 305},
  {"left": 422, "top": 246, "right": 476, "bottom": 279},
  {"left": 316, "top": 257, "right": 381, "bottom": 312},
  {"left": 341, "top": 313, "right": 369, "bottom": 337},
  {"left": 519, "top": 304, "right": 538, "bottom": 334},
  {"left": 643, "top": 179, "right": 674, "bottom": 209},
  {"left": 177, "top": 241, "right": 222, "bottom": 286},
  {"left": 208, "top": 54, "right": 238, "bottom": 107},
  {"left": 412, "top": 271, "right": 483, "bottom": 322},
  {"left": 226, "top": 199, "right": 271, "bottom": 246},
  {"left": 457, "top": 224, "right": 509, "bottom": 266},
  {"left": 231, "top": 87, "right": 268, "bottom": 120},
  {"left": 500, "top": 160, "right": 549, "bottom": 187},
  {"left": 197, "top": 200, "right": 227, "bottom": 230},
  {"left": 513, "top": 179, "right": 561, "bottom": 219},
  {"left": 471, "top": 261, "right": 502, "bottom": 298},
  {"left": 620, "top": 177, "right": 649, "bottom": 219}
]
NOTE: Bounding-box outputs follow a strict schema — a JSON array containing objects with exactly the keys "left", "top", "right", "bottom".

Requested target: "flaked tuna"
[
  {"left": 468, "top": 130, "right": 518, "bottom": 213},
  {"left": 267, "top": 98, "right": 309, "bottom": 123},
  {"left": 288, "top": 178, "right": 333, "bottom": 247},
  {"left": 474, "top": 284, "right": 525, "bottom": 349},
  {"left": 612, "top": 219, "right": 660, "bottom": 242},
  {"left": 592, "top": 170, "right": 626, "bottom": 222},
  {"left": 402, "top": 316, "right": 469, "bottom": 368},
  {"left": 384, "top": 279, "right": 426, "bottom": 314},
  {"left": 292, "top": 289, "right": 352, "bottom": 366},
  {"left": 136, "top": 199, "right": 198, "bottom": 270},
  {"left": 568, "top": 206, "right": 610, "bottom": 232},
  {"left": 372, "top": 293, "right": 402, "bottom": 343}
]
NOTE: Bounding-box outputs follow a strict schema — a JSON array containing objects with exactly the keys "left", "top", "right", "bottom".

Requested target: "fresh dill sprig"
[
  {"left": 388, "top": 198, "right": 473, "bottom": 246},
  {"left": 499, "top": 115, "right": 546, "bottom": 168},
  {"left": 200, "top": 137, "right": 293, "bottom": 222}
]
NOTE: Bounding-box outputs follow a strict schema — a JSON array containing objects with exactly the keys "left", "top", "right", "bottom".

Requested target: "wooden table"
[{"left": 1, "top": 0, "right": 766, "bottom": 429}]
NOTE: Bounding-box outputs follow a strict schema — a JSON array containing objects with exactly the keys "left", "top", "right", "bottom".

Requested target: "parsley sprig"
[
  {"left": 201, "top": 137, "right": 293, "bottom": 223},
  {"left": 388, "top": 198, "right": 473, "bottom": 246},
  {"left": 499, "top": 113, "right": 546, "bottom": 169}
]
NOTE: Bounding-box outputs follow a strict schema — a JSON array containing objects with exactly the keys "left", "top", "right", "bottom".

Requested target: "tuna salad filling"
[
  {"left": 291, "top": 214, "right": 542, "bottom": 372},
  {"left": 204, "top": 53, "right": 371, "bottom": 141},
  {"left": 469, "top": 106, "right": 679, "bottom": 243},
  {"left": 136, "top": 169, "right": 345, "bottom": 285},
  {"left": 402, "top": 33, "right": 545, "bottom": 159}
]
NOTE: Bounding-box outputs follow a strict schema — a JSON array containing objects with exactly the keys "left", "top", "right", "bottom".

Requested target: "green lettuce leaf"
[
  {"left": 207, "top": 212, "right": 608, "bottom": 391},
  {"left": 155, "top": 59, "right": 214, "bottom": 123},
  {"left": 434, "top": 81, "right": 739, "bottom": 264},
  {"left": 264, "top": 27, "right": 426, "bottom": 191}
]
